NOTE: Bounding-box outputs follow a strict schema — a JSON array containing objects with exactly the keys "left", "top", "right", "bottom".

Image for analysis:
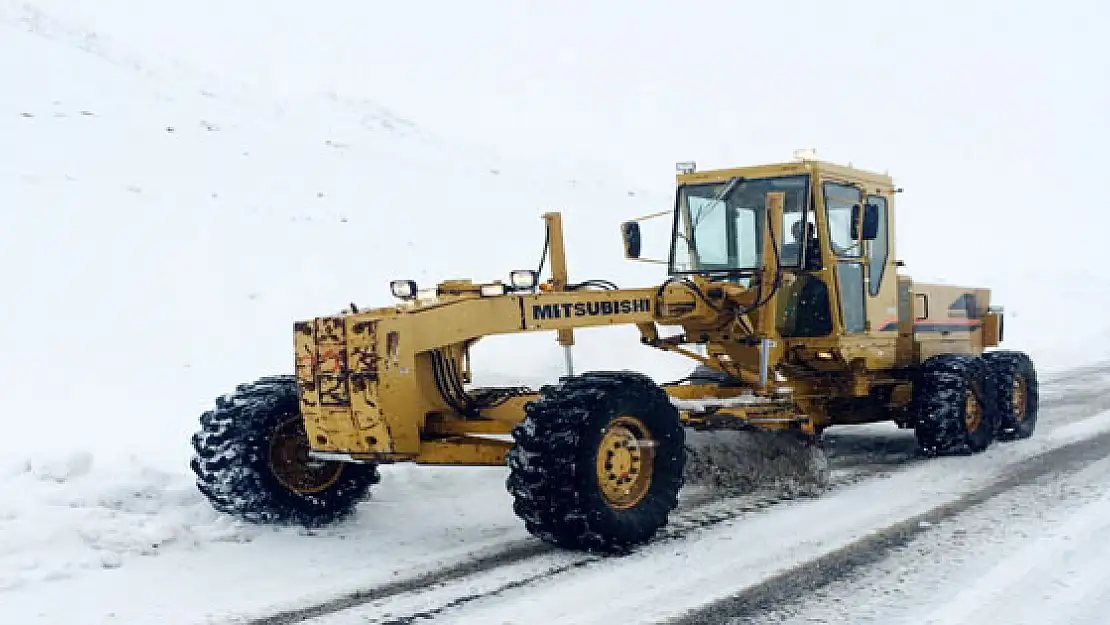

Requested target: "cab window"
[{"left": 823, "top": 183, "right": 863, "bottom": 258}]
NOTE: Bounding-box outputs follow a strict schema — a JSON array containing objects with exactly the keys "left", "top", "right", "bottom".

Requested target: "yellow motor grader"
[{"left": 190, "top": 154, "right": 1039, "bottom": 553}]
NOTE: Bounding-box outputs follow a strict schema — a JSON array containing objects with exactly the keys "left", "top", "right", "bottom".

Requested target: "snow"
[
  {"left": 0, "top": 462, "right": 532, "bottom": 623},
  {"left": 0, "top": 0, "right": 695, "bottom": 464},
  {"left": 1, "top": 0, "right": 1109, "bottom": 623},
  {"left": 670, "top": 393, "right": 784, "bottom": 411},
  {"left": 356, "top": 408, "right": 1110, "bottom": 625},
  {"left": 920, "top": 477, "right": 1110, "bottom": 625},
  {"left": 743, "top": 451, "right": 1110, "bottom": 624},
  {"left": 0, "top": 452, "right": 249, "bottom": 592},
  {"left": 0, "top": 397, "right": 1106, "bottom": 624}
]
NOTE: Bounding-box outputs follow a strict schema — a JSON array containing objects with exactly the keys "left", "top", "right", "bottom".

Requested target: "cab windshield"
[{"left": 670, "top": 175, "right": 810, "bottom": 274}]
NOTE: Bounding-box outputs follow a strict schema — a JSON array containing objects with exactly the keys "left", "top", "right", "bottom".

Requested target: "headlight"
[
  {"left": 480, "top": 283, "right": 507, "bottom": 297},
  {"left": 509, "top": 269, "right": 539, "bottom": 290},
  {"left": 390, "top": 279, "right": 417, "bottom": 299}
]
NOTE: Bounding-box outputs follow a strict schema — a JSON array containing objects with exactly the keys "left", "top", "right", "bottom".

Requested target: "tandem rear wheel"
[
  {"left": 981, "top": 350, "right": 1039, "bottom": 441},
  {"left": 912, "top": 351, "right": 1039, "bottom": 456}
]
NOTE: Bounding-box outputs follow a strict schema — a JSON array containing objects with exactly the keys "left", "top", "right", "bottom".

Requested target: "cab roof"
[{"left": 676, "top": 158, "right": 895, "bottom": 191}]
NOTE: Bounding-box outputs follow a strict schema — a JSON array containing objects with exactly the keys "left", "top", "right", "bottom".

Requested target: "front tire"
[
  {"left": 506, "top": 371, "right": 686, "bottom": 553},
  {"left": 912, "top": 354, "right": 999, "bottom": 456},
  {"left": 190, "top": 375, "right": 380, "bottom": 526}
]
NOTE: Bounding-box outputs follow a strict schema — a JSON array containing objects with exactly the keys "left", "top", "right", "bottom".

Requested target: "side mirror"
[
  {"left": 851, "top": 203, "right": 880, "bottom": 241},
  {"left": 621, "top": 221, "right": 642, "bottom": 259}
]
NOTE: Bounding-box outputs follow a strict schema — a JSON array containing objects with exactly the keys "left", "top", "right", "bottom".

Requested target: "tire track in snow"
[
  {"left": 664, "top": 427, "right": 1110, "bottom": 625},
  {"left": 272, "top": 466, "right": 892, "bottom": 625},
  {"left": 238, "top": 465, "right": 901, "bottom": 625},
  {"left": 237, "top": 363, "right": 1110, "bottom": 625}
]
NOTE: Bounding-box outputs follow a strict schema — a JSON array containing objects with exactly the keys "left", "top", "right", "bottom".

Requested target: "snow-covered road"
[
  {"left": 42, "top": 361, "right": 1083, "bottom": 625},
  {"left": 718, "top": 443, "right": 1110, "bottom": 625},
  {"left": 288, "top": 370, "right": 1110, "bottom": 625},
  {"left": 5, "top": 364, "right": 1108, "bottom": 625}
]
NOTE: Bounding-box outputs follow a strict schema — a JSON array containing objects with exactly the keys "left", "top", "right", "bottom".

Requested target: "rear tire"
[
  {"left": 190, "top": 375, "right": 380, "bottom": 526},
  {"left": 506, "top": 371, "right": 686, "bottom": 553},
  {"left": 981, "top": 350, "right": 1039, "bottom": 441},
  {"left": 912, "top": 354, "right": 999, "bottom": 456}
]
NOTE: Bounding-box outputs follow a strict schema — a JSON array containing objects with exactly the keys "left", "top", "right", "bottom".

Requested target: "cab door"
[
  {"left": 863, "top": 191, "right": 896, "bottom": 332},
  {"left": 822, "top": 182, "right": 867, "bottom": 333},
  {"left": 861, "top": 190, "right": 904, "bottom": 368}
]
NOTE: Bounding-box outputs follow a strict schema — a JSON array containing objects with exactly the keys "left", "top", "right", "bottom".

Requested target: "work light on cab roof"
[{"left": 390, "top": 279, "right": 416, "bottom": 300}]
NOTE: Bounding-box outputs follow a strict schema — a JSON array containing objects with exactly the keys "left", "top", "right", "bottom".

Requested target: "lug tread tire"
[
  {"left": 506, "top": 371, "right": 685, "bottom": 553},
  {"left": 190, "top": 375, "right": 380, "bottom": 526},
  {"left": 981, "top": 350, "right": 1039, "bottom": 441},
  {"left": 912, "top": 354, "right": 999, "bottom": 456}
]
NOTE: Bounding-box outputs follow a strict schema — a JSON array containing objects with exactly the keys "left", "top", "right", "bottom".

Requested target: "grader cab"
[{"left": 190, "top": 154, "right": 1039, "bottom": 553}]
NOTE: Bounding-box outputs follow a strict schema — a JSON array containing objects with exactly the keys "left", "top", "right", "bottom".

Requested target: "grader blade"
[
  {"left": 668, "top": 384, "right": 830, "bottom": 497},
  {"left": 682, "top": 427, "right": 829, "bottom": 497}
]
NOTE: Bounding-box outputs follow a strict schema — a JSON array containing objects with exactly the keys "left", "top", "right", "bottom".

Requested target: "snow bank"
[{"left": 0, "top": 452, "right": 252, "bottom": 591}]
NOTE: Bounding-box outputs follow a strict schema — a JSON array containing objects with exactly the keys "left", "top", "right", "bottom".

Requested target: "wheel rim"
[
  {"left": 1013, "top": 375, "right": 1028, "bottom": 422},
  {"left": 595, "top": 415, "right": 655, "bottom": 509},
  {"left": 964, "top": 390, "right": 983, "bottom": 434},
  {"left": 268, "top": 417, "right": 345, "bottom": 494}
]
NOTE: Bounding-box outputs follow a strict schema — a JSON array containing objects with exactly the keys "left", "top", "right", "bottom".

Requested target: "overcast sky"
[{"left": 30, "top": 0, "right": 1110, "bottom": 276}]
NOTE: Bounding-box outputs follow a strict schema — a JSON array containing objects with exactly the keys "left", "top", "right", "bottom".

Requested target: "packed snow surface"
[{"left": 730, "top": 449, "right": 1110, "bottom": 625}]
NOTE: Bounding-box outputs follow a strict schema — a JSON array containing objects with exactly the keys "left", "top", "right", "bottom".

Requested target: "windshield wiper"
[
  {"left": 716, "top": 176, "right": 744, "bottom": 203},
  {"left": 691, "top": 176, "right": 745, "bottom": 229}
]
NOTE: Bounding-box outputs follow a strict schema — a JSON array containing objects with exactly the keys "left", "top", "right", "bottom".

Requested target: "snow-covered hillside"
[
  {"left": 0, "top": 2, "right": 688, "bottom": 600},
  {"left": 0, "top": 2, "right": 696, "bottom": 459},
  {"left": 1, "top": 1, "right": 1108, "bottom": 623}
]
